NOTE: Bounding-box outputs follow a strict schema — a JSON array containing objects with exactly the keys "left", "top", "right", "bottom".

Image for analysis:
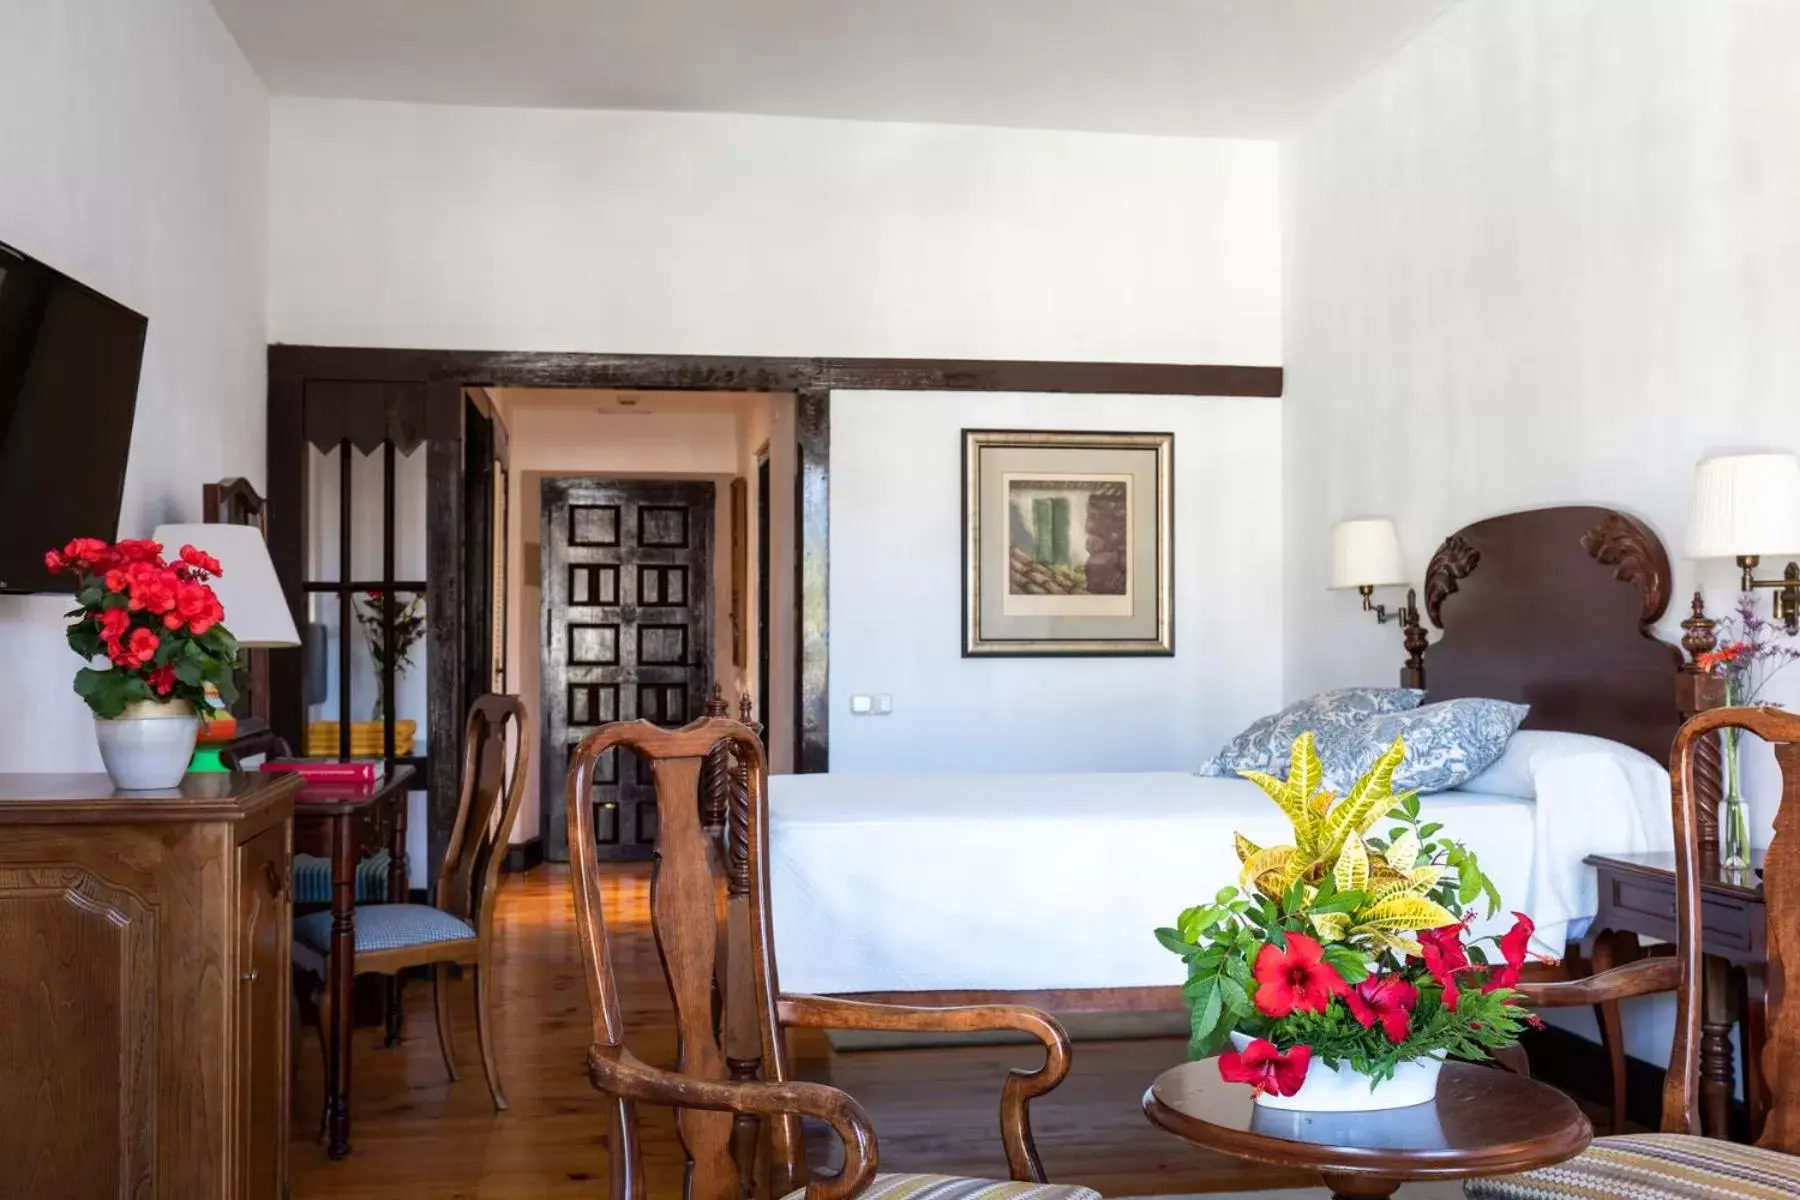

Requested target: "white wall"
[
  {"left": 1282, "top": 0, "right": 1800, "bottom": 1066},
  {"left": 831, "top": 390, "right": 1283, "bottom": 773},
  {"left": 0, "top": 0, "right": 268, "bottom": 770},
  {"left": 267, "top": 99, "right": 1280, "bottom": 365}
]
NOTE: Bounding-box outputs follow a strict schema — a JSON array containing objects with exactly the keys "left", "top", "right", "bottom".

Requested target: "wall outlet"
[{"left": 874, "top": 694, "right": 893, "bottom": 714}]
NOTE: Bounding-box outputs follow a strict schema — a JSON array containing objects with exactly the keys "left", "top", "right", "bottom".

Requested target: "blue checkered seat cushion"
[
  {"left": 294, "top": 903, "right": 476, "bottom": 955},
  {"left": 293, "top": 850, "right": 392, "bottom": 906}
]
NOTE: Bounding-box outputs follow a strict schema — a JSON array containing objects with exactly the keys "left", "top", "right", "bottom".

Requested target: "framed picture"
[{"left": 962, "top": 429, "right": 1173, "bottom": 657}]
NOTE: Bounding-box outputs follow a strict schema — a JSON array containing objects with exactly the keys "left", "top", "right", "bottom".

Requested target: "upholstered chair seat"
[
  {"left": 1468, "top": 1133, "right": 1800, "bottom": 1200},
  {"left": 294, "top": 902, "right": 476, "bottom": 956},
  {"left": 781, "top": 1176, "right": 1100, "bottom": 1200}
]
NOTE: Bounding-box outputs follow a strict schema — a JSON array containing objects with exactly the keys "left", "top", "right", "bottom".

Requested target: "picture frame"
[{"left": 962, "top": 428, "right": 1173, "bottom": 657}]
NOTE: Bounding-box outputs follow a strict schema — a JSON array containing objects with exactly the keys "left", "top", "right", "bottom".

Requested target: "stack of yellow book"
[{"left": 304, "top": 719, "right": 417, "bottom": 757}]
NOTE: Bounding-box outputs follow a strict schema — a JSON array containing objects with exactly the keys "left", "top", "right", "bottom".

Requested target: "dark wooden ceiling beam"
[{"left": 270, "top": 345, "right": 1282, "bottom": 398}]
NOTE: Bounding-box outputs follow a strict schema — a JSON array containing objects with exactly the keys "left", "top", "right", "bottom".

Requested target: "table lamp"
[
  {"left": 153, "top": 522, "right": 300, "bottom": 769},
  {"left": 1684, "top": 452, "right": 1800, "bottom": 635},
  {"left": 1330, "top": 517, "right": 1416, "bottom": 625}
]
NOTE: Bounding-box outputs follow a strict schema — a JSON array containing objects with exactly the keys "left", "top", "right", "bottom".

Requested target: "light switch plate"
[
  {"left": 874, "top": 694, "right": 893, "bottom": 714},
  {"left": 850, "top": 694, "right": 873, "bottom": 714}
]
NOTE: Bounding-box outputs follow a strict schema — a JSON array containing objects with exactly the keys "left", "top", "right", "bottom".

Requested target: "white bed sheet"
[{"left": 768, "top": 759, "right": 1672, "bottom": 995}]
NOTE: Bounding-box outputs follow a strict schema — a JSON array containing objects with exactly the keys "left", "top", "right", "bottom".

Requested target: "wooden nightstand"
[{"left": 1587, "top": 850, "right": 1766, "bottom": 1140}]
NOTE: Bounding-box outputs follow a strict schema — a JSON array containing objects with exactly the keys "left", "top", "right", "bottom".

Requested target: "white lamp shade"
[
  {"left": 150, "top": 523, "right": 300, "bottom": 647},
  {"left": 1330, "top": 518, "right": 1408, "bottom": 590},
  {"left": 1685, "top": 453, "right": 1800, "bottom": 559}
]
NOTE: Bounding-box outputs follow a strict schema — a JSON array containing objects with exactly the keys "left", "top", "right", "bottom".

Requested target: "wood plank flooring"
[{"left": 288, "top": 865, "right": 1315, "bottom": 1197}]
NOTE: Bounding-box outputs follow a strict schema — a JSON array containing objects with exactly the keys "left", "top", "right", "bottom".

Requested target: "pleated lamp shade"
[
  {"left": 1330, "top": 518, "right": 1408, "bottom": 590},
  {"left": 1685, "top": 453, "right": 1800, "bottom": 560},
  {"left": 150, "top": 523, "right": 300, "bottom": 648}
]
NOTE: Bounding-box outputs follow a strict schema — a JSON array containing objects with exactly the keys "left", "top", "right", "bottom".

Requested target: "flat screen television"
[{"left": 0, "top": 241, "right": 146, "bottom": 594}]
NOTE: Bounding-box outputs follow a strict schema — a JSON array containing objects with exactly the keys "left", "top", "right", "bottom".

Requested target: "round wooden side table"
[{"left": 1144, "top": 1060, "right": 1592, "bottom": 1200}]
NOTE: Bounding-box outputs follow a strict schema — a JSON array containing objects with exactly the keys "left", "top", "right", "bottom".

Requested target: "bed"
[{"left": 759, "top": 505, "right": 1718, "bottom": 1012}]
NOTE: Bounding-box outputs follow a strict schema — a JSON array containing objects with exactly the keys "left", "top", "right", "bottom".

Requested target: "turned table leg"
[
  {"left": 1319, "top": 1172, "right": 1400, "bottom": 1200},
  {"left": 1701, "top": 954, "right": 1735, "bottom": 1139}
]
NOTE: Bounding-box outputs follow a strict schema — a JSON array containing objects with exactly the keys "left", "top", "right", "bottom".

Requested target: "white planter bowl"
[
  {"left": 1229, "top": 1032, "right": 1443, "bottom": 1112},
  {"left": 94, "top": 700, "right": 199, "bottom": 791}
]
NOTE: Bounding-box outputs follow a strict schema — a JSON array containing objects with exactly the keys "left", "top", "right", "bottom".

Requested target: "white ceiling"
[{"left": 211, "top": 0, "right": 1454, "bottom": 138}]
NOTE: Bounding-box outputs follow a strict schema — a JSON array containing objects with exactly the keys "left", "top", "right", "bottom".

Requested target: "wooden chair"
[
  {"left": 294, "top": 694, "right": 530, "bottom": 1111},
  {"left": 1469, "top": 706, "right": 1800, "bottom": 1199},
  {"left": 565, "top": 717, "right": 1098, "bottom": 1200}
]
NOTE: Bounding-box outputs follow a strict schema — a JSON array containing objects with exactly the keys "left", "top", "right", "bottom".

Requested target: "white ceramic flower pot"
[
  {"left": 1229, "top": 1032, "right": 1443, "bottom": 1112},
  {"left": 94, "top": 700, "right": 199, "bottom": 791}
]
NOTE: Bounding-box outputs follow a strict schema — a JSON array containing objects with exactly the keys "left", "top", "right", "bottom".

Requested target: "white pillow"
[{"left": 1457, "top": 730, "right": 1664, "bottom": 798}]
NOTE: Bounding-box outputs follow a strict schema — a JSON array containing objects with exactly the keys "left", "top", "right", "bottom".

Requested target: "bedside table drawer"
[{"left": 1597, "top": 872, "right": 1765, "bottom": 963}]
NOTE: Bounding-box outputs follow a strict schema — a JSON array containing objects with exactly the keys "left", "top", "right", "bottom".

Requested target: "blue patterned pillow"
[
  {"left": 1199, "top": 687, "right": 1425, "bottom": 777},
  {"left": 1319, "top": 698, "right": 1530, "bottom": 794}
]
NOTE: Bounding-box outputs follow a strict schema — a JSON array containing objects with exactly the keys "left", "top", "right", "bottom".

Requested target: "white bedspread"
[{"left": 768, "top": 760, "right": 1672, "bottom": 995}]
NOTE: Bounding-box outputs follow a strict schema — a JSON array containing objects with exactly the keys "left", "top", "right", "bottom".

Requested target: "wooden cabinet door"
[
  {"left": 235, "top": 821, "right": 291, "bottom": 1199},
  {"left": 542, "top": 478, "right": 715, "bottom": 862}
]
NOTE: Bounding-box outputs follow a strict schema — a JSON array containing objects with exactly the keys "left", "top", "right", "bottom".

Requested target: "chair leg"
[
  {"left": 433, "top": 962, "right": 460, "bottom": 1082},
  {"left": 473, "top": 959, "right": 506, "bottom": 1111}
]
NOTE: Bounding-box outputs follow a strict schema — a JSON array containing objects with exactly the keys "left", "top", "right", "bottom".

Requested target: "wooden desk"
[
  {"left": 1587, "top": 850, "right": 1766, "bottom": 1140},
  {"left": 292, "top": 765, "right": 415, "bottom": 1160},
  {"left": 0, "top": 771, "right": 300, "bottom": 1199},
  {"left": 1144, "top": 1059, "right": 1591, "bottom": 1200}
]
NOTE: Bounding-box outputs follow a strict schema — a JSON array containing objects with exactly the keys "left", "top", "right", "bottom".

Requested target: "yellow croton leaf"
[
  {"left": 1234, "top": 832, "right": 1261, "bottom": 865},
  {"left": 1384, "top": 829, "right": 1422, "bottom": 873},
  {"left": 1238, "top": 845, "right": 1296, "bottom": 894},
  {"left": 1319, "top": 737, "right": 1407, "bottom": 857},
  {"left": 1333, "top": 833, "right": 1370, "bottom": 895},
  {"left": 1406, "top": 864, "right": 1445, "bottom": 893},
  {"left": 1352, "top": 927, "right": 1424, "bottom": 958},
  {"left": 1311, "top": 911, "right": 1350, "bottom": 942},
  {"left": 1357, "top": 893, "right": 1458, "bottom": 933},
  {"left": 1238, "top": 769, "right": 1316, "bottom": 850}
]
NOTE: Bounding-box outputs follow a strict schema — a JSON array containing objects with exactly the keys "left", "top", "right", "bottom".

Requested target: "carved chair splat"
[{"left": 564, "top": 716, "right": 1091, "bottom": 1200}]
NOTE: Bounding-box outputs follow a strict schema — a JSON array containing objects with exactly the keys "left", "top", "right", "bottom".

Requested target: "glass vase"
[{"left": 1721, "top": 723, "right": 1752, "bottom": 871}]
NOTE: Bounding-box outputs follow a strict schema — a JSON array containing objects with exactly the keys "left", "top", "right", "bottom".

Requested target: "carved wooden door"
[{"left": 543, "top": 478, "right": 714, "bottom": 862}]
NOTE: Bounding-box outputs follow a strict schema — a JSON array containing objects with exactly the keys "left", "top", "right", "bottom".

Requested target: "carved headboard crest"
[{"left": 1401, "top": 506, "right": 1683, "bottom": 766}]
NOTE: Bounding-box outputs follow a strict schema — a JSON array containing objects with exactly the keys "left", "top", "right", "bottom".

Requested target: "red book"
[{"left": 260, "top": 759, "right": 385, "bottom": 783}]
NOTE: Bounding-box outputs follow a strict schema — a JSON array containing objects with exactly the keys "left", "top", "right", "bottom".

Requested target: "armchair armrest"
[
  {"left": 777, "top": 993, "right": 1072, "bottom": 1182},
  {"left": 588, "top": 1045, "right": 877, "bottom": 1200},
  {"left": 1513, "top": 955, "right": 1680, "bottom": 1007}
]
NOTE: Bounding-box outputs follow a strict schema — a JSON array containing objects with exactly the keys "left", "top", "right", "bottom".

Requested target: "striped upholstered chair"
[
  {"left": 294, "top": 694, "right": 530, "bottom": 1111},
  {"left": 1469, "top": 706, "right": 1800, "bottom": 1200},
  {"left": 565, "top": 717, "right": 1098, "bottom": 1199}
]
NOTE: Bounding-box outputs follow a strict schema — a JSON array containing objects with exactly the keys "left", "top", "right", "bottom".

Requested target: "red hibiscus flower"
[
  {"left": 178, "top": 545, "right": 223, "bottom": 577},
  {"left": 1219, "top": 1038, "right": 1311, "bottom": 1096},
  {"left": 1484, "top": 912, "right": 1536, "bottom": 992},
  {"left": 146, "top": 664, "right": 178, "bottom": 696},
  {"left": 1417, "top": 923, "right": 1471, "bottom": 986},
  {"left": 1252, "top": 932, "right": 1348, "bottom": 1018},
  {"left": 1345, "top": 975, "right": 1420, "bottom": 1043}
]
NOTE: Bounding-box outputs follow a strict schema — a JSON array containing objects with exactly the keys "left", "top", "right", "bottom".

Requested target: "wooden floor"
[{"left": 289, "top": 864, "right": 1321, "bottom": 1198}]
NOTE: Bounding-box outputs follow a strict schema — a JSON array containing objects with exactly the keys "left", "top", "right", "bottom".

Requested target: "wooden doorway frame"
[{"left": 267, "top": 347, "right": 1280, "bottom": 875}]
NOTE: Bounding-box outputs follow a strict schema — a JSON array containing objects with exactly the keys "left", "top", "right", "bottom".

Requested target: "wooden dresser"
[{"left": 0, "top": 772, "right": 301, "bottom": 1199}]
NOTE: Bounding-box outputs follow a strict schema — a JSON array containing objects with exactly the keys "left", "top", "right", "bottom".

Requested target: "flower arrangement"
[
  {"left": 1696, "top": 592, "right": 1800, "bottom": 706},
  {"left": 1694, "top": 592, "right": 1799, "bottom": 866},
  {"left": 46, "top": 537, "right": 238, "bottom": 717},
  {"left": 354, "top": 590, "right": 426, "bottom": 719},
  {"left": 1157, "top": 734, "right": 1540, "bottom": 1100}
]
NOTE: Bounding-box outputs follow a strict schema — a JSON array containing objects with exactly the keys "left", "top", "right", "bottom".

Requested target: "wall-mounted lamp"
[
  {"left": 1330, "top": 517, "right": 1418, "bottom": 625},
  {"left": 1684, "top": 452, "right": 1800, "bottom": 635}
]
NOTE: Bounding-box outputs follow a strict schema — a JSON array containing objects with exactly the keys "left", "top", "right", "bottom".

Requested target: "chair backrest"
[
  {"left": 565, "top": 716, "right": 767, "bottom": 1200},
  {"left": 1668, "top": 706, "right": 1800, "bottom": 1149},
  {"left": 435, "top": 694, "right": 531, "bottom": 936}
]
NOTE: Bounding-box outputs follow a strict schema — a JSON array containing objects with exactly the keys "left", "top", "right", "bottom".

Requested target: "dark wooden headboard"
[{"left": 1400, "top": 506, "right": 1684, "bottom": 765}]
